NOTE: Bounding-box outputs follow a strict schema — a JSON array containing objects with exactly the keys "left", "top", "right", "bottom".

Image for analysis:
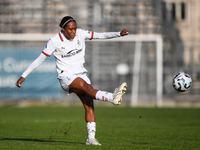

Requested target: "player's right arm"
[
  {"left": 15, "top": 53, "right": 47, "bottom": 87},
  {"left": 16, "top": 38, "right": 55, "bottom": 88}
]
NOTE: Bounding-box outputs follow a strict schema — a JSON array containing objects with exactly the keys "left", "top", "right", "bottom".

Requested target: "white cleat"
[
  {"left": 86, "top": 138, "right": 101, "bottom": 146},
  {"left": 112, "top": 82, "right": 127, "bottom": 105}
]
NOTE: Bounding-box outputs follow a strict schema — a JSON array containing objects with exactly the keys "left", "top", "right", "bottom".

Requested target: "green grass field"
[{"left": 0, "top": 106, "right": 199, "bottom": 150}]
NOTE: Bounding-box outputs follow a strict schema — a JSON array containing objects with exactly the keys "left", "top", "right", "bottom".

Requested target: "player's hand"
[
  {"left": 15, "top": 77, "right": 25, "bottom": 88},
  {"left": 120, "top": 29, "right": 128, "bottom": 36}
]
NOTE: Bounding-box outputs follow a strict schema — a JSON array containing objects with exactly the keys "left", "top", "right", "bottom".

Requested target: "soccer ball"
[{"left": 172, "top": 72, "right": 192, "bottom": 92}]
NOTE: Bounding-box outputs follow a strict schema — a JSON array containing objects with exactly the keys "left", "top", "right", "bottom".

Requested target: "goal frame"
[{"left": 0, "top": 33, "right": 163, "bottom": 107}]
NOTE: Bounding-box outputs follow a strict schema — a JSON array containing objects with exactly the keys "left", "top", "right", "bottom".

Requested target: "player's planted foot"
[
  {"left": 86, "top": 138, "right": 101, "bottom": 146},
  {"left": 112, "top": 82, "right": 127, "bottom": 105}
]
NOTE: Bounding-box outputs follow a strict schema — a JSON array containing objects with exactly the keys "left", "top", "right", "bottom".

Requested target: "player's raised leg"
[
  {"left": 95, "top": 82, "right": 127, "bottom": 105},
  {"left": 69, "top": 78, "right": 127, "bottom": 105}
]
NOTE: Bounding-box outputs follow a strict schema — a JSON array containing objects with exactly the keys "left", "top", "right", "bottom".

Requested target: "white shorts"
[{"left": 58, "top": 72, "right": 91, "bottom": 94}]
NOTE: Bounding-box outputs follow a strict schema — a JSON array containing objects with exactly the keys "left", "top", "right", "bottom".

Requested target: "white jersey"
[
  {"left": 21, "top": 29, "right": 121, "bottom": 79},
  {"left": 43, "top": 29, "right": 92, "bottom": 78}
]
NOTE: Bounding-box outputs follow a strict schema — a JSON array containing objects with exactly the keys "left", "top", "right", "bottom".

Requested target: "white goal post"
[{"left": 0, "top": 33, "right": 163, "bottom": 107}]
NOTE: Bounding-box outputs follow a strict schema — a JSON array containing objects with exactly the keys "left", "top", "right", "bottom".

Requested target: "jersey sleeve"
[
  {"left": 79, "top": 29, "right": 121, "bottom": 40},
  {"left": 21, "top": 53, "right": 47, "bottom": 78},
  {"left": 42, "top": 39, "right": 55, "bottom": 57},
  {"left": 92, "top": 32, "right": 121, "bottom": 39},
  {"left": 78, "top": 29, "right": 94, "bottom": 40}
]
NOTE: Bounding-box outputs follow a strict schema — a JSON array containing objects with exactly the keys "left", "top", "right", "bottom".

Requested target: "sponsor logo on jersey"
[{"left": 61, "top": 49, "right": 82, "bottom": 58}]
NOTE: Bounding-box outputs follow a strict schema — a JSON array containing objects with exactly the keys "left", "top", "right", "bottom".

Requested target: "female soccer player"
[{"left": 16, "top": 16, "right": 128, "bottom": 146}]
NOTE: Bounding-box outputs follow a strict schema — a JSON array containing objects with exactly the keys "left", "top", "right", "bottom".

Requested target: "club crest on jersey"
[{"left": 77, "top": 40, "right": 80, "bottom": 45}]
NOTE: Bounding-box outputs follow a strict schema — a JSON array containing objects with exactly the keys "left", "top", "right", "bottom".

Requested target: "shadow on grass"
[{"left": 0, "top": 138, "right": 85, "bottom": 145}]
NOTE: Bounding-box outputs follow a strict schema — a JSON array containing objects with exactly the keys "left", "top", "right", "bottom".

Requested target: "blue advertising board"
[{"left": 0, "top": 49, "right": 63, "bottom": 101}]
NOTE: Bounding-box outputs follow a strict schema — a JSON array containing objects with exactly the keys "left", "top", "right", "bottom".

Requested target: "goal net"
[{"left": 90, "top": 34, "right": 163, "bottom": 107}]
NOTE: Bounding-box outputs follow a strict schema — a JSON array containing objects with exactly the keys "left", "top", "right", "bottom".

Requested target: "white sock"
[
  {"left": 95, "top": 90, "right": 113, "bottom": 102},
  {"left": 87, "top": 122, "right": 96, "bottom": 139}
]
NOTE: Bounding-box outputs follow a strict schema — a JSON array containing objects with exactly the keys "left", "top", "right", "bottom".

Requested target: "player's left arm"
[{"left": 92, "top": 29, "right": 128, "bottom": 39}]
